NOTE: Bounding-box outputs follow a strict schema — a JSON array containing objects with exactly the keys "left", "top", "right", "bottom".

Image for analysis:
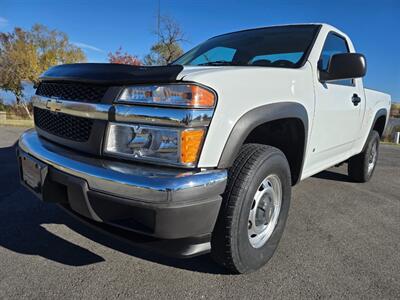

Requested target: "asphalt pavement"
[{"left": 0, "top": 126, "right": 399, "bottom": 299}]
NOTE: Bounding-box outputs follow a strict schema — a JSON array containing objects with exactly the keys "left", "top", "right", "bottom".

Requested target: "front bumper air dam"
[{"left": 17, "top": 129, "right": 227, "bottom": 257}]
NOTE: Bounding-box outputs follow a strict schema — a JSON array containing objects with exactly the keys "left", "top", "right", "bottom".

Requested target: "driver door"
[{"left": 308, "top": 32, "right": 364, "bottom": 170}]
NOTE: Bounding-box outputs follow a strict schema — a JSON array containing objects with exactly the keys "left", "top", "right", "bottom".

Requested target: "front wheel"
[
  {"left": 348, "top": 130, "right": 380, "bottom": 183},
  {"left": 211, "top": 144, "right": 292, "bottom": 274}
]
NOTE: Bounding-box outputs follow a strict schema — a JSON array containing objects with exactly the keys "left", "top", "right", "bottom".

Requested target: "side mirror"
[{"left": 319, "top": 53, "right": 367, "bottom": 82}]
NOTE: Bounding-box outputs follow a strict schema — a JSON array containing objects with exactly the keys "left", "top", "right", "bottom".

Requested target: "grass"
[
  {"left": 381, "top": 141, "right": 400, "bottom": 146},
  {"left": 0, "top": 118, "right": 34, "bottom": 127}
]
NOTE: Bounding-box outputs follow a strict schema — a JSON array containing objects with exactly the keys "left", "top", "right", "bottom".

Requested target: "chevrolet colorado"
[{"left": 17, "top": 24, "right": 391, "bottom": 273}]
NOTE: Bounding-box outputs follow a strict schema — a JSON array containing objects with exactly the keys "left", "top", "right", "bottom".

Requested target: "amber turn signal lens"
[
  {"left": 181, "top": 129, "right": 205, "bottom": 164},
  {"left": 190, "top": 85, "right": 215, "bottom": 107}
]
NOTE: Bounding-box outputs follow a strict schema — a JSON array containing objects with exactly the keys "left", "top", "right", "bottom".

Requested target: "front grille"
[
  {"left": 34, "top": 107, "right": 93, "bottom": 142},
  {"left": 36, "top": 82, "right": 108, "bottom": 102}
]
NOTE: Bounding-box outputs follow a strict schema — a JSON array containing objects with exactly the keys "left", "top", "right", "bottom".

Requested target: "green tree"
[
  {"left": 0, "top": 97, "right": 6, "bottom": 111},
  {"left": 144, "top": 16, "right": 185, "bottom": 65},
  {"left": 0, "top": 24, "right": 86, "bottom": 117},
  {"left": 0, "top": 28, "right": 39, "bottom": 99},
  {"left": 29, "top": 24, "right": 85, "bottom": 69}
]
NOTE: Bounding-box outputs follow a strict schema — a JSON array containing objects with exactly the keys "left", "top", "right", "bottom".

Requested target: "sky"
[{"left": 1, "top": 0, "right": 399, "bottom": 101}]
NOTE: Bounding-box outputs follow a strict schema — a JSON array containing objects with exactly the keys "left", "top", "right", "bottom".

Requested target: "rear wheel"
[
  {"left": 348, "top": 130, "right": 380, "bottom": 182},
  {"left": 211, "top": 144, "right": 291, "bottom": 274}
]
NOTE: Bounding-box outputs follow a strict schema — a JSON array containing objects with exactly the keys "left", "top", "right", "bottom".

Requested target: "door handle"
[{"left": 352, "top": 94, "right": 361, "bottom": 106}]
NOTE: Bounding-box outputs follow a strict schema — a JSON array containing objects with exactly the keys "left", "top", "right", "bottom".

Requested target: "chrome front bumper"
[{"left": 18, "top": 129, "right": 227, "bottom": 203}]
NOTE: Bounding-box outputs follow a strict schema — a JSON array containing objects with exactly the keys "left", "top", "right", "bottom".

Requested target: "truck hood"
[
  {"left": 40, "top": 63, "right": 249, "bottom": 85},
  {"left": 176, "top": 66, "right": 230, "bottom": 80},
  {"left": 39, "top": 63, "right": 184, "bottom": 85},
  {"left": 40, "top": 63, "right": 296, "bottom": 88}
]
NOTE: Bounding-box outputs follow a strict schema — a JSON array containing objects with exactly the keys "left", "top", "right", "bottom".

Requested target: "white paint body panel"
[
  {"left": 178, "top": 24, "right": 391, "bottom": 182},
  {"left": 180, "top": 65, "right": 315, "bottom": 168}
]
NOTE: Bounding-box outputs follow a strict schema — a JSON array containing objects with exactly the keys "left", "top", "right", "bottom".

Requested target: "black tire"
[
  {"left": 211, "top": 144, "right": 292, "bottom": 274},
  {"left": 348, "top": 130, "right": 380, "bottom": 183}
]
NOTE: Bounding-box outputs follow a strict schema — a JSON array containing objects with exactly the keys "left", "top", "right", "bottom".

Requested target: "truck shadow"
[
  {"left": 312, "top": 169, "right": 354, "bottom": 182},
  {"left": 0, "top": 145, "right": 226, "bottom": 274}
]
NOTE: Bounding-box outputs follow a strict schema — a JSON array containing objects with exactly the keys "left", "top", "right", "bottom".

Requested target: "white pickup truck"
[{"left": 18, "top": 23, "right": 391, "bottom": 273}]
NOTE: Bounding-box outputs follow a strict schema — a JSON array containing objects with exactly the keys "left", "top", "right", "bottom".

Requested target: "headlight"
[
  {"left": 104, "top": 123, "right": 205, "bottom": 166},
  {"left": 117, "top": 84, "right": 215, "bottom": 108}
]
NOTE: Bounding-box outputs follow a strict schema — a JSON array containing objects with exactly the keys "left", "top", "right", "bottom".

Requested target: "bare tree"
[{"left": 144, "top": 16, "right": 185, "bottom": 65}]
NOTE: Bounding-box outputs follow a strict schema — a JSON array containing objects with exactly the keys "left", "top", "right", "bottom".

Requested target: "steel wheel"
[
  {"left": 211, "top": 144, "right": 291, "bottom": 273},
  {"left": 248, "top": 174, "right": 282, "bottom": 248},
  {"left": 367, "top": 141, "right": 378, "bottom": 174}
]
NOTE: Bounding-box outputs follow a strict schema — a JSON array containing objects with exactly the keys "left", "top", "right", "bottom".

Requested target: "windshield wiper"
[{"left": 197, "top": 60, "right": 239, "bottom": 66}]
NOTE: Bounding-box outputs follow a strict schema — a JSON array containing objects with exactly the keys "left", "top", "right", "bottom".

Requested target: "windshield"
[{"left": 174, "top": 25, "right": 320, "bottom": 68}]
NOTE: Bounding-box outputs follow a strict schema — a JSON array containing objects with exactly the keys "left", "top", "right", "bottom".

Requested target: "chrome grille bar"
[{"left": 32, "top": 96, "right": 214, "bottom": 127}]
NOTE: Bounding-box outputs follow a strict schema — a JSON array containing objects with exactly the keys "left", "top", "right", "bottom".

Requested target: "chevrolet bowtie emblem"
[{"left": 46, "top": 99, "right": 63, "bottom": 112}]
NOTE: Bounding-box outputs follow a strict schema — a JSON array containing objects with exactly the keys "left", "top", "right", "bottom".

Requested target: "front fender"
[{"left": 217, "top": 102, "right": 309, "bottom": 168}]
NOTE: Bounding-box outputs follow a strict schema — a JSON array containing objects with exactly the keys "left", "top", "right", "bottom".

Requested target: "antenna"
[{"left": 157, "top": 0, "right": 161, "bottom": 43}]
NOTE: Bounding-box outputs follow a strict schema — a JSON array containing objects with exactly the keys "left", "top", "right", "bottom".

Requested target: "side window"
[
  {"left": 320, "top": 33, "right": 353, "bottom": 86},
  {"left": 190, "top": 47, "right": 236, "bottom": 65}
]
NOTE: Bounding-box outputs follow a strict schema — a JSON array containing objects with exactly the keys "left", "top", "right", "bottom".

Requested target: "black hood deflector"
[{"left": 39, "top": 63, "right": 184, "bottom": 85}]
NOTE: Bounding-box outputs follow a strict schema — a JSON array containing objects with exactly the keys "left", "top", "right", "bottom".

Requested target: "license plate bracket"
[{"left": 19, "top": 152, "right": 48, "bottom": 196}]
